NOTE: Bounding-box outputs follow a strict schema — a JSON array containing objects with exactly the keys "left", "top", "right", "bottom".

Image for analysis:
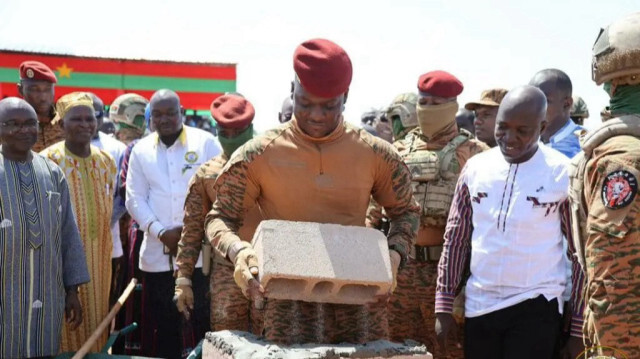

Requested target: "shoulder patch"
[{"left": 601, "top": 170, "right": 638, "bottom": 209}]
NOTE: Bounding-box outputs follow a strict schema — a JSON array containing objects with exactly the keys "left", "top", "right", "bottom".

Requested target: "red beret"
[
  {"left": 19, "top": 61, "right": 57, "bottom": 83},
  {"left": 210, "top": 94, "right": 255, "bottom": 129},
  {"left": 293, "top": 38, "right": 352, "bottom": 98},
  {"left": 417, "top": 70, "right": 463, "bottom": 98}
]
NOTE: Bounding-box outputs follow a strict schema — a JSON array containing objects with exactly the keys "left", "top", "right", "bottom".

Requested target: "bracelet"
[
  {"left": 175, "top": 277, "right": 192, "bottom": 286},
  {"left": 158, "top": 228, "right": 166, "bottom": 239}
]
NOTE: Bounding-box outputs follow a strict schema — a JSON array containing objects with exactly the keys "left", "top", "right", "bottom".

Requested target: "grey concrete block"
[{"left": 252, "top": 220, "right": 393, "bottom": 305}]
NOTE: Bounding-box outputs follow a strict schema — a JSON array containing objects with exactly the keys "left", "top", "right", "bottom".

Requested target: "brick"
[
  {"left": 202, "top": 330, "right": 433, "bottom": 359},
  {"left": 252, "top": 220, "right": 393, "bottom": 305}
]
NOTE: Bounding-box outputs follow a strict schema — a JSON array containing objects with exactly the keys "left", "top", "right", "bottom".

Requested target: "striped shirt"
[{"left": 435, "top": 145, "right": 585, "bottom": 337}]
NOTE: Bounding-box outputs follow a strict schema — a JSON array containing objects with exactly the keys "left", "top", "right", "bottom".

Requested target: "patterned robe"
[
  {"left": 41, "top": 143, "right": 116, "bottom": 353},
  {"left": 0, "top": 152, "right": 89, "bottom": 358}
]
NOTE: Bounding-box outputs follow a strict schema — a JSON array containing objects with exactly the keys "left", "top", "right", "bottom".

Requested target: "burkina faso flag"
[{"left": 0, "top": 50, "right": 236, "bottom": 111}]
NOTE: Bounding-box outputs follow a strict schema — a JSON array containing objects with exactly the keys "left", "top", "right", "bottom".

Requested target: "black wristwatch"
[{"left": 388, "top": 244, "right": 408, "bottom": 269}]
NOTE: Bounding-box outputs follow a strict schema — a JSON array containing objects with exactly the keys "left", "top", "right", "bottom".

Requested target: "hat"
[
  {"left": 293, "top": 38, "right": 353, "bottom": 98},
  {"left": 210, "top": 94, "right": 255, "bottom": 129},
  {"left": 417, "top": 70, "right": 463, "bottom": 98},
  {"left": 465, "top": 88, "right": 508, "bottom": 110},
  {"left": 56, "top": 92, "right": 94, "bottom": 119},
  {"left": 570, "top": 96, "right": 590, "bottom": 119},
  {"left": 19, "top": 61, "right": 57, "bottom": 83},
  {"left": 110, "top": 93, "right": 149, "bottom": 132}
]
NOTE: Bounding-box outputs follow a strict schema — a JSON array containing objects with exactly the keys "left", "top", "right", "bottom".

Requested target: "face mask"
[
  {"left": 219, "top": 124, "right": 254, "bottom": 157},
  {"left": 392, "top": 118, "right": 407, "bottom": 139},
  {"left": 416, "top": 101, "right": 459, "bottom": 139}
]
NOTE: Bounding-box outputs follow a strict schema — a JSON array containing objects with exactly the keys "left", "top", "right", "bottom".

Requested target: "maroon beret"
[
  {"left": 293, "top": 38, "right": 352, "bottom": 98},
  {"left": 210, "top": 94, "right": 255, "bottom": 129},
  {"left": 19, "top": 61, "right": 57, "bottom": 83},
  {"left": 417, "top": 70, "right": 463, "bottom": 98}
]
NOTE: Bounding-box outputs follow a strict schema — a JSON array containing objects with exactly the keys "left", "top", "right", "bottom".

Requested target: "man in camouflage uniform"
[
  {"left": 570, "top": 96, "right": 589, "bottom": 126},
  {"left": 206, "top": 38, "right": 419, "bottom": 345},
  {"left": 175, "top": 94, "right": 263, "bottom": 334},
  {"left": 110, "top": 93, "right": 149, "bottom": 145},
  {"left": 569, "top": 12, "right": 640, "bottom": 358},
  {"left": 16, "top": 61, "right": 64, "bottom": 152},
  {"left": 464, "top": 88, "right": 508, "bottom": 148},
  {"left": 388, "top": 71, "right": 487, "bottom": 359}
]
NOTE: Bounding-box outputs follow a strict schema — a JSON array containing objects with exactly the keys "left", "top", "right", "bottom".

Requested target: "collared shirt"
[
  {"left": 126, "top": 126, "right": 220, "bottom": 272},
  {"left": 435, "top": 146, "right": 585, "bottom": 337},
  {"left": 92, "top": 132, "right": 127, "bottom": 258},
  {"left": 548, "top": 119, "right": 584, "bottom": 159}
]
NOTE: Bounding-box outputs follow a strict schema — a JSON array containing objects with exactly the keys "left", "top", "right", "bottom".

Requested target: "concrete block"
[
  {"left": 203, "top": 330, "right": 433, "bottom": 359},
  {"left": 252, "top": 220, "right": 393, "bottom": 305}
]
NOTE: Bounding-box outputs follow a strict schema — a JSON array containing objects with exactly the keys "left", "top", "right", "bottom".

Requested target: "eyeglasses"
[{"left": 0, "top": 120, "right": 38, "bottom": 132}]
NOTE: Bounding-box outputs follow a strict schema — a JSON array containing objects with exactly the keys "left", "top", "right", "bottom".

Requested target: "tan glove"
[
  {"left": 389, "top": 250, "right": 401, "bottom": 293},
  {"left": 174, "top": 284, "right": 194, "bottom": 319},
  {"left": 230, "top": 241, "right": 260, "bottom": 296}
]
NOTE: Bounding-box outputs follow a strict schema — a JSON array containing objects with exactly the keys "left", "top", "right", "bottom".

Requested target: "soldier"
[
  {"left": 175, "top": 94, "right": 263, "bottom": 334},
  {"left": 568, "top": 12, "right": 640, "bottom": 358},
  {"left": 110, "top": 93, "right": 149, "bottom": 145},
  {"left": 570, "top": 96, "right": 589, "bottom": 126},
  {"left": 16, "top": 61, "right": 64, "bottom": 152},
  {"left": 464, "top": 88, "right": 507, "bottom": 148},
  {"left": 279, "top": 96, "right": 293, "bottom": 123},
  {"left": 206, "top": 38, "right": 419, "bottom": 345},
  {"left": 388, "top": 71, "right": 488, "bottom": 358},
  {"left": 386, "top": 92, "right": 418, "bottom": 142}
]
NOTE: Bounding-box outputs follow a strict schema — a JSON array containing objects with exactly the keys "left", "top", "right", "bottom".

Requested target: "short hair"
[{"left": 530, "top": 69, "right": 572, "bottom": 97}]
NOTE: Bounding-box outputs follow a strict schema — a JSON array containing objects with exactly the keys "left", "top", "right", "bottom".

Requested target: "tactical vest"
[
  {"left": 568, "top": 114, "right": 640, "bottom": 271},
  {"left": 401, "top": 131, "right": 472, "bottom": 228}
]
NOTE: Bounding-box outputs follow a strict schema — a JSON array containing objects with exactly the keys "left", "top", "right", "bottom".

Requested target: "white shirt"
[
  {"left": 92, "top": 131, "right": 127, "bottom": 258},
  {"left": 125, "top": 126, "right": 220, "bottom": 272},
  {"left": 463, "top": 146, "right": 569, "bottom": 317}
]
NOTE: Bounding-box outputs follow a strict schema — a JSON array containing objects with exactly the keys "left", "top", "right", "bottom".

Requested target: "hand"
[
  {"left": 159, "top": 226, "right": 183, "bottom": 256},
  {"left": 560, "top": 336, "right": 585, "bottom": 359},
  {"left": 435, "top": 312, "right": 459, "bottom": 356},
  {"left": 174, "top": 284, "right": 194, "bottom": 320},
  {"left": 65, "top": 289, "right": 83, "bottom": 330},
  {"left": 232, "top": 242, "right": 265, "bottom": 308},
  {"left": 374, "top": 250, "right": 402, "bottom": 303}
]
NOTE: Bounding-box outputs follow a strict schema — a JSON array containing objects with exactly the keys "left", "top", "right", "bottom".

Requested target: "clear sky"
[{"left": 0, "top": 0, "right": 637, "bottom": 131}]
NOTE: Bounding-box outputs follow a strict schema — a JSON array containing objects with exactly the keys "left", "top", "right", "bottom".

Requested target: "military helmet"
[
  {"left": 109, "top": 93, "right": 149, "bottom": 131},
  {"left": 386, "top": 92, "right": 418, "bottom": 128},
  {"left": 570, "top": 96, "right": 589, "bottom": 119},
  {"left": 592, "top": 12, "right": 640, "bottom": 85}
]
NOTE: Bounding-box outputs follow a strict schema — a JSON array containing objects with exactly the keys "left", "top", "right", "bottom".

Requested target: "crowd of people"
[{"left": 0, "top": 11, "right": 638, "bottom": 359}]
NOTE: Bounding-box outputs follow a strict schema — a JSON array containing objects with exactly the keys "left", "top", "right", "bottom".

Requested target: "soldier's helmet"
[
  {"left": 109, "top": 93, "right": 149, "bottom": 131},
  {"left": 570, "top": 96, "right": 589, "bottom": 119},
  {"left": 592, "top": 12, "right": 640, "bottom": 85},
  {"left": 386, "top": 93, "right": 418, "bottom": 128}
]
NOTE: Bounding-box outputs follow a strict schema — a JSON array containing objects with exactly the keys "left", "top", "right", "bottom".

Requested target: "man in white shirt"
[
  {"left": 434, "top": 86, "right": 585, "bottom": 359},
  {"left": 125, "top": 89, "right": 220, "bottom": 358}
]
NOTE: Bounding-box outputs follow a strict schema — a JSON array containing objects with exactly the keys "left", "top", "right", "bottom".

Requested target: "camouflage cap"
[
  {"left": 592, "top": 12, "right": 640, "bottom": 85},
  {"left": 464, "top": 88, "right": 508, "bottom": 111},
  {"left": 570, "top": 96, "right": 589, "bottom": 119},
  {"left": 109, "top": 93, "right": 149, "bottom": 132},
  {"left": 386, "top": 93, "right": 418, "bottom": 127}
]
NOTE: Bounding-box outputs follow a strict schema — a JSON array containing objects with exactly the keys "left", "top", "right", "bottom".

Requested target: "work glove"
[
  {"left": 231, "top": 241, "right": 260, "bottom": 296},
  {"left": 174, "top": 284, "right": 194, "bottom": 320}
]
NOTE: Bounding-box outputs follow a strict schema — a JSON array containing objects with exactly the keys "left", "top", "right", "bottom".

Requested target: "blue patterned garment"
[{"left": 0, "top": 152, "right": 89, "bottom": 358}]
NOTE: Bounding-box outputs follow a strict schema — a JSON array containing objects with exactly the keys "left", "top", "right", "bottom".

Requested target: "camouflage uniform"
[
  {"left": 568, "top": 12, "right": 640, "bottom": 359},
  {"left": 176, "top": 155, "right": 263, "bottom": 334},
  {"left": 33, "top": 110, "right": 64, "bottom": 153},
  {"left": 110, "top": 93, "right": 149, "bottom": 146},
  {"left": 389, "top": 124, "right": 487, "bottom": 358},
  {"left": 206, "top": 120, "right": 420, "bottom": 345}
]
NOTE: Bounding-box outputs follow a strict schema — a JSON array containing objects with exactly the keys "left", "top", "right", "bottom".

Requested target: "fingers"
[
  {"left": 70, "top": 305, "right": 83, "bottom": 330},
  {"left": 247, "top": 278, "right": 265, "bottom": 309}
]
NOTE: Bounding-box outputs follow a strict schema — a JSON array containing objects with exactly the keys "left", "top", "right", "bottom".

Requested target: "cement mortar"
[{"left": 203, "top": 331, "right": 432, "bottom": 359}]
